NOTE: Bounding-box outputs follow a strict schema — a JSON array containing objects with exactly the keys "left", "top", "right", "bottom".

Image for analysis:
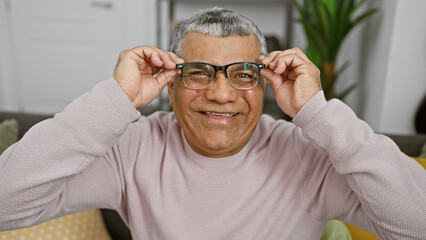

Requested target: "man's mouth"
[{"left": 202, "top": 111, "right": 238, "bottom": 118}]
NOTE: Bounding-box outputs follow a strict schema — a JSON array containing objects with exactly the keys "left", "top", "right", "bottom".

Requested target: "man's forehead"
[
  {"left": 180, "top": 32, "right": 261, "bottom": 62},
  {"left": 181, "top": 32, "right": 259, "bottom": 46}
]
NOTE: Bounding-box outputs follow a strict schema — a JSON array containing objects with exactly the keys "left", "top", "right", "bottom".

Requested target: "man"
[{"left": 1, "top": 8, "right": 425, "bottom": 239}]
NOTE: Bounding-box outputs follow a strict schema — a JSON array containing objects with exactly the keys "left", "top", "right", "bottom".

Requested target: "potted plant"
[{"left": 294, "top": 0, "right": 378, "bottom": 100}]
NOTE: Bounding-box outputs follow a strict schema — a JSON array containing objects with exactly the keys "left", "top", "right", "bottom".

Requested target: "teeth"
[{"left": 205, "top": 112, "right": 237, "bottom": 117}]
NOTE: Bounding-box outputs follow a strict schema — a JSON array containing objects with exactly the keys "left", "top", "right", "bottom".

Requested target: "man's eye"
[
  {"left": 186, "top": 71, "right": 212, "bottom": 80},
  {"left": 237, "top": 73, "right": 252, "bottom": 78},
  {"left": 234, "top": 73, "right": 255, "bottom": 81},
  {"left": 191, "top": 71, "right": 208, "bottom": 76}
]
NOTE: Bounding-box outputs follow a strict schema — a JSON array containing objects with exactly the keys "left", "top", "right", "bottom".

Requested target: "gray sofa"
[{"left": 1, "top": 110, "right": 425, "bottom": 240}]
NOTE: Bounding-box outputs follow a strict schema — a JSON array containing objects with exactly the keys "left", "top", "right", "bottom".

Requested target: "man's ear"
[{"left": 167, "top": 79, "right": 175, "bottom": 107}]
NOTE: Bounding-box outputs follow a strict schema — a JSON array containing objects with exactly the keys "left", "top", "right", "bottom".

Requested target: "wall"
[
  {"left": 0, "top": 0, "right": 157, "bottom": 113},
  {"left": 362, "top": 0, "right": 426, "bottom": 134},
  {"left": 0, "top": 0, "right": 21, "bottom": 111},
  {"left": 380, "top": 0, "right": 426, "bottom": 134},
  {"left": 121, "top": 0, "right": 156, "bottom": 49},
  {"left": 361, "top": 0, "right": 398, "bottom": 132}
]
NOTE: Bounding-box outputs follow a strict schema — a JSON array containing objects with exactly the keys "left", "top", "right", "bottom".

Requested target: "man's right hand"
[{"left": 113, "top": 46, "right": 184, "bottom": 109}]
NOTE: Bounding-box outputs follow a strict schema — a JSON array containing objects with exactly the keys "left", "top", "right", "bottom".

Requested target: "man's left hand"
[{"left": 260, "top": 48, "right": 322, "bottom": 118}]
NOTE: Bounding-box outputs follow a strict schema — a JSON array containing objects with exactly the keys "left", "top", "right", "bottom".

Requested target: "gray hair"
[{"left": 169, "top": 7, "right": 268, "bottom": 57}]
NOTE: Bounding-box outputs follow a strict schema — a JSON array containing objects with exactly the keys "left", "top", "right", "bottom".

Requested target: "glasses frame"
[{"left": 176, "top": 61, "right": 266, "bottom": 90}]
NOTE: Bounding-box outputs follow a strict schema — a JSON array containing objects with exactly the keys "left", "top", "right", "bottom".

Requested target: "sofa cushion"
[
  {"left": 0, "top": 209, "right": 111, "bottom": 240},
  {"left": 0, "top": 111, "right": 51, "bottom": 140},
  {"left": 321, "top": 219, "right": 351, "bottom": 240},
  {"left": 386, "top": 134, "right": 426, "bottom": 157}
]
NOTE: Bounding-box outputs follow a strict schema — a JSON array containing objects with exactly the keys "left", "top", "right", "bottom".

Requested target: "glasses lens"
[
  {"left": 182, "top": 63, "right": 215, "bottom": 89},
  {"left": 227, "top": 63, "right": 259, "bottom": 89}
]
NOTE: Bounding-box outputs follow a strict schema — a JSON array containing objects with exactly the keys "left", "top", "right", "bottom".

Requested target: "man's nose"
[{"left": 204, "top": 71, "right": 238, "bottom": 103}]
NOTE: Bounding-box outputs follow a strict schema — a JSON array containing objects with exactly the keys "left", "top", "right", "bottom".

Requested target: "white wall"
[
  {"left": 354, "top": 0, "right": 397, "bottom": 130},
  {"left": 380, "top": 0, "right": 426, "bottom": 134},
  {"left": 0, "top": 0, "right": 22, "bottom": 111},
  {"left": 121, "top": 0, "right": 157, "bottom": 49},
  {"left": 0, "top": 0, "right": 157, "bottom": 113},
  {"left": 362, "top": 0, "right": 426, "bottom": 134}
]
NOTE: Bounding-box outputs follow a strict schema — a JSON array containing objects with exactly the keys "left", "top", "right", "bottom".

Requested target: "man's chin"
[{"left": 190, "top": 135, "right": 245, "bottom": 158}]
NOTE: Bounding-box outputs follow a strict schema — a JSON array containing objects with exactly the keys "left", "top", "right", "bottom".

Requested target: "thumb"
[
  {"left": 155, "top": 69, "right": 181, "bottom": 89},
  {"left": 261, "top": 68, "right": 285, "bottom": 92}
]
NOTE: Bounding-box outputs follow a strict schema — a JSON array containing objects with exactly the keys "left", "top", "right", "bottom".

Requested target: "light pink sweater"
[{"left": 1, "top": 79, "right": 425, "bottom": 239}]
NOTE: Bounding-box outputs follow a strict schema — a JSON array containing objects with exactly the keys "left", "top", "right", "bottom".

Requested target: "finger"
[
  {"left": 285, "top": 69, "right": 301, "bottom": 81},
  {"left": 130, "top": 46, "right": 164, "bottom": 68},
  {"left": 160, "top": 53, "right": 176, "bottom": 70},
  {"left": 135, "top": 56, "right": 161, "bottom": 75},
  {"left": 278, "top": 48, "right": 310, "bottom": 62},
  {"left": 151, "top": 65, "right": 162, "bottom": 75},
  {"left": 148, "top": 49, "right": 183, "bottom": 70},
  {"left": 261, "top": 51, "right": 281, "bottom": 66},
  {"left": 262, "top": 50, "right": 300, "bottom": 66},
  {"left": 270, "top": 54, "right": 307, "bottom": 75},
  {"left": 263, "top": 48, "right": 312, "bottom": 69},
  {"left": 261, "top": 68, "right": 285, "bottom": 91},
  {"left": 264, "top": 51, "right": 292, "bottom": 70},
  {"left": 273, "top": 58, "right": 289, "bottom": 74},
  {"left": 168, "top": 52, "right": 185, "bottom": 64},
  {"left": 147, "top": 49, "right": 165, "bottom": 67},
  {"left": 129, "top": 46, "right": 156, "bottom": 61},
  {"left": 155, "top": 69, "right": 181, "bottom": 88},
  {"left": 275, "top": 48, "right": 311, "bottom": 63}
]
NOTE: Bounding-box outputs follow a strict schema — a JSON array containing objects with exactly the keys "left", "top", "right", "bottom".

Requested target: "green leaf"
[
  {"left": 306, "top": 0, "right": 320, "bottom": 26},
  {"left": 321, "top": 0, "right": 338, "bottom": 19},
  {"left": 348, "top": 0, "right": 366, "bottom": 18},
  {"left": 315, "top": 2, "right": 332, "bottom": 42},
  {"left": 347, "top": 8, "right": 378, "bottom": 34},
  {"left": 293, "top": 0, "right": 377, "bottom": 101},
  {"left": 293, "top": 0, "right": 307, "bottom": 19},
  {"left": 302, "top": 23, "right": 328, "bottom": 59},
  {"left": 339, "top": 0, "right": 355, "bottom": 22},
  {"left": 306, "top": 45, "right": 323, "bottom": 68}
]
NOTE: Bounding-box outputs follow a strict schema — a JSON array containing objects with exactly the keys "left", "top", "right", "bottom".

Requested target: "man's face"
[{"left": 168, "top": 32, "right": 264, "bottom": 158}]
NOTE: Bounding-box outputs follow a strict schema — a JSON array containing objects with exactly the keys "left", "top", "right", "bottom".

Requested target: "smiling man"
[
  {"left": 1, "top": 8, "right": 426, "bottom": 240},
  {"left": 169, "top": 32, "right": 265, "bottom": 157}
]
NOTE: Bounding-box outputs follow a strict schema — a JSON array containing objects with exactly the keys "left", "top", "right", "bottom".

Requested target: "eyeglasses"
[{"left": 176, "top": 62, "right": 266, "bottom": 90}]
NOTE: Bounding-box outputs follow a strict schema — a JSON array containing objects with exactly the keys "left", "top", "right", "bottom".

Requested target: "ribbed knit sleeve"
[
  {"left": 293, "top": 91, "right": 426, "bottom": 239},
  {"left": 0, "top": 78, "right": 141, "bottom": 231}
]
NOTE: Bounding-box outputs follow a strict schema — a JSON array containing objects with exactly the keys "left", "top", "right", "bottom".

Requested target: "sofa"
[{"left": 1, "top": 110, "right": 425, "bottom": 240}]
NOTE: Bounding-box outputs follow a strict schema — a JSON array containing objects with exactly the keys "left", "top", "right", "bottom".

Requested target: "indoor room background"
[{"left": 0, "top": 0, "right": 425, "bottom": 135}]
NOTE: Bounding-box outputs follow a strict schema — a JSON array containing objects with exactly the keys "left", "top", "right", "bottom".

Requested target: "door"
[{"left": 9, "top": 0, "right": 124, "bottom": 113}]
